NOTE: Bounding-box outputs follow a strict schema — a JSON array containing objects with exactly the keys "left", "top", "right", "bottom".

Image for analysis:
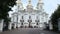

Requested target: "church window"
[
  {"left": 29, "top": 16, "right": 31, "bottom": 19},
  {"left": 22, "top": 16, "right": 23, "bottom": 19}
]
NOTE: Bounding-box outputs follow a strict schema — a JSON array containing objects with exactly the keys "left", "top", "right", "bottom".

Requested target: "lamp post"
[
  {"left": 28, "top": 19, "right": 32, "bottom": 28},
  {"left": 20, "top": 19, "right": 24, "bottom": 28},
  {"left": 35, "top": 19, "right": 39, "bottom": 25},
  {"left": 35, "top": 19, "right": 40, "bottom": 28}
]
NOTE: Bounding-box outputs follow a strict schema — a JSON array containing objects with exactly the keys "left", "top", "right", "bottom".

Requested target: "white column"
[
  {"left": 49, "top": 22, "right": 53, "bottom": 30},
  {"left": 8, "top": 22, "right": 12, "bottom": 30},
  {"left": 39, "top": 14, "right": 43, "bottom": 28},
  {"left": 14, "top": 23, "right": 16, "bottom": 29},
  {"left": 45, "top": 14, "right": 48, "bottom": 23},
  {"left": 31, "top": 14, "right": 35, "bottom": 27},
  {"left": 0, "top": 19, "right": 4, "bottom": 32},
  {"left": 17, "top": 15, "right": 21, "bottom": 28},
  {"left": 24, "top": 14, "right": 29, "bottom": 27}
]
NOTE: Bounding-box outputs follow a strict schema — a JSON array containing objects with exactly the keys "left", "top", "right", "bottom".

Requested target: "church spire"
[
  {"left": 26, "top": 0, "right": 33, "bottom": 12},
  {"left": 37, "top": 0, "right": 44, "bottom": 10},
  {"left": 28, "top": 0, "right": 31, "bottom": 4},
  {"left": 27, "top": 0, "right": 32, "bottom": 6},
  {"left": 16, "top": 0, "right": 24, "bottom": 10},
  {"left": 38, "top": 0, "right": 43, "bottom": 3},
  {"left": 16, "top": 0, "right": 22, "bottom": 4}
]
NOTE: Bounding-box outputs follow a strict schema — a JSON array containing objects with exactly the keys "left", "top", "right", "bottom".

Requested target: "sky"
[{"left": 9, "top": 0, "right": 60, "bottom": 17}]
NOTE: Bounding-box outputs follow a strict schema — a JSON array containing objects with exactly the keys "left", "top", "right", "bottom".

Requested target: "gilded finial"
[
  {"left": 27, "top": 0, "right": 32, "bottom": 6},
  {"left": 16, "top": 0, "right": 22, "bottom": 4},
  {"left": 38, "top": 0, "right": 43, "bottom": 3},
  {"left": 28, "top": 0, "right": 31, "bottom": 4}
]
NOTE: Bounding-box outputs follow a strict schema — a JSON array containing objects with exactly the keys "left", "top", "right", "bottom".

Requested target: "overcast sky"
[{"left": 9, "top": 0, "right": 60, "bottom": 17}]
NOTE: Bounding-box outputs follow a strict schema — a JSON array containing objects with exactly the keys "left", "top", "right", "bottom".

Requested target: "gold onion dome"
[
  {"left": 38, "top": 0, "right": 43, "bottom": 3},
  {"left": 16, "top": 0, "right": 22, "bottom": 4},
  {"left": 28, "top": 4, "right": 32, "bottom": 6},
  {"left": 28, "top": 0, "right": 32, "bottom": 6}
]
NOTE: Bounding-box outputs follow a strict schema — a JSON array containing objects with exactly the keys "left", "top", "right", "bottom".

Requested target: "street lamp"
[
  {"left": 20, "top": 19, "right": 24, "bottom": 28},
  {"left": 35, "top": 19, "right": 40, "bottom": 25},
  {"left": 35, "top": 19, "right": 40, "bottom": 28},
  {"left": 28, "top": 19, "right": 32, "bottom": 28}
]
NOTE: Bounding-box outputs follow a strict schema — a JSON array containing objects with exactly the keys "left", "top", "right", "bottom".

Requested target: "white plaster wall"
[
  {"left": 38, "top": 14, "right": 44, "bottom": 28},
  {"left": 23, "top": 14, "right": 29, "bottom": 26},
  {"left": 23, "top": 22, "right": 29, "bottom": 26},
  {"left": 8, "top": 22, "right": 12, "bottom": 30},
  {"left": 44, "top": 14, "right": 48, "bottom": 23},
  {"left": 44, "top": 16, "right": 46, "bottom": 22},
  {"left": 31, "top": 14, "right": 36, "bottom": 23},
  {"left": 11, "top": 16, "right": 14, "bottom": 22},
  {"left": 11, "top": 9, "right": 48, "bottom": 28},
  {"left": 17, "top": 14, "right": 22, "bottom": 27},
  {"left": 0, "top": 20, "right": 4, "bottom": 32},
  {"left": 17, "top": 23, "right": 21, "bottom": 27},
  {"left": 13, "top": 16, "right": 17, "bottom": 22},
  {"left": 18, "top": 14, "right": 21, "bottom": 23},
  {"left": 31, "top": 14, "right": 37, "bottom": 26},
  {"left": 39, "top": 14, "right": 42, "bottom": 23},
  {"left": 24, "top": 14, "right": 29, "bottom": 22}
]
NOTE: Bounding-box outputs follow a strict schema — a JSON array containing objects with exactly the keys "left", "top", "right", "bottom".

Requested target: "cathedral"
[{"left": 9, "top": 0, "right": 48, "bottom": 30}]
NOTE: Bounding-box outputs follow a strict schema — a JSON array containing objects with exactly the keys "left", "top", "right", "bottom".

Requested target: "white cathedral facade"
[{"left": 9, "top": 0, "right": 48, "bottom": 29}]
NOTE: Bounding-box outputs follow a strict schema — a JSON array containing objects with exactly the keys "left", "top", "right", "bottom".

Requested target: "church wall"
[
  {"left": 13, "top": 15, "right": 17, "bottom": 23},
  {"left": 31, "top": 14, "right": 36, "bottom": 22},
  {"left": 17, "top": 14, "right": 22, "bottom": 27},
  {"left": 23, "top": 14, "right": 29, "bottom": 27},
  {"left": 11, "top": 16, "right": 14, "bottom": 23},
  {"left": 11, "top": 11, "right": 48, "bottom": 28},
  {"left": 30, "top": 14, "right": 37, "bottom": 27},
  {"left": 18, "top": 14, "right": 23, "bottom": 22},
  {"left": 23, "top": 14, "right": 29, "bottom": 22},
  {"left": 38, "top": 14, "right": 42, "bottom": 23},
  {"left": 38, "top": 13, "right": 45, "bottom": 28},
  {"left": 10, "top": 0, "right": 49, "bottom": 29},
  {"left": 46, "top": 15, "right": 48, "bottom": 23}
]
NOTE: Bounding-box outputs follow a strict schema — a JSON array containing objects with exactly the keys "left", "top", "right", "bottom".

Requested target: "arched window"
[
  {"left": 36, "top": 16, "right": 39, "bottom": 19},
  {"left": 29, "top": 16, "right": 31, "bottom": 19},
  {"left": 28, "top": 16, "right": 32, "bottom": 22},
  {"left": 22, "top": 16, "right": 23, "bottom": 19}
]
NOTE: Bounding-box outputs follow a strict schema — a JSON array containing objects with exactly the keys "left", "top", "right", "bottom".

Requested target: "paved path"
[{"left": 0, "top": 28, "right": 60, "bottom": 34}]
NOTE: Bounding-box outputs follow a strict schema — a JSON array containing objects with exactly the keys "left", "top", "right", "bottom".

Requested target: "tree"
[
  {"left": 0, "top": 0, "right": 16, "bottom": 19},
  {"left": 0, "top": 0, "right": 17, "bottom": 30},
  {"left": 51, "top": 5, "right": 60, "bottom": 31}
]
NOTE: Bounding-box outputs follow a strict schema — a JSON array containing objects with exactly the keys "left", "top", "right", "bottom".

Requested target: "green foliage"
[
  {"left": 0, "top": 0, "right": 16, "bottom": 30},
  {"left": 0, "top": 0, "right": 16, "bottom": 19},
  {"left": 0, "top": 0, "right": 17, "bottom": 22},
  {"left": 51, "top": 5, "right": 60, "bottom": 31}
]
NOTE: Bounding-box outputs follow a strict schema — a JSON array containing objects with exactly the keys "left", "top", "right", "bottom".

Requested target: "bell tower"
[
  {"left": 16, "top": 0, "right": 24, "bottom": 11},
  {"left": 26, "top": 0, "right": 33, "bottom": 12},
  {"left": 37, "top": 0, "right": 44, "bottom": 11}
]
